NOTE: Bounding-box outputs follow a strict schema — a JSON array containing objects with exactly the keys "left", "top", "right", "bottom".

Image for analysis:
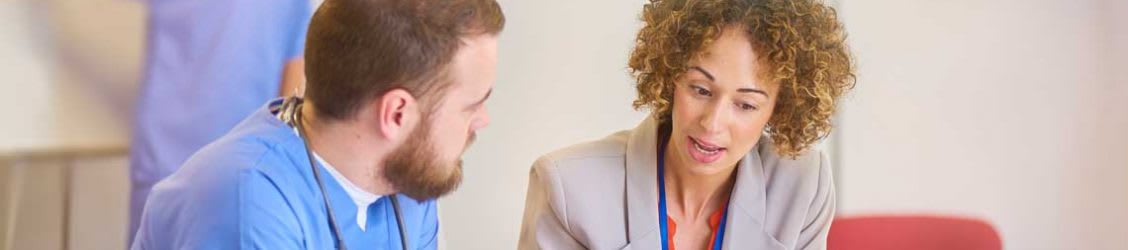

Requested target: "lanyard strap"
[{"left": 657, "top": 140, "right": 728, "bottom": 250}]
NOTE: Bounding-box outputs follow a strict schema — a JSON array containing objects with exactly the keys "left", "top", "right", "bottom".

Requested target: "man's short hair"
[{"left": 305, "top": 0, "right": 505, "bottom": 120}]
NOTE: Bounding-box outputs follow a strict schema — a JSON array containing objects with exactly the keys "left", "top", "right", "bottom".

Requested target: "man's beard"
[{"left": 382, "top": 116, "right": 472, "bottom": 201}]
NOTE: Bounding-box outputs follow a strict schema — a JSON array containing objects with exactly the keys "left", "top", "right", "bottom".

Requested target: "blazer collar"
[
  {"left": 624, "top": 116, "right": 661, "bottom": 249},
  {"left": 624, "top": 115, "right": 783, "bottom": 249},
  {"left": 722, "top": 139, "right": 786, "bottom": 249}
]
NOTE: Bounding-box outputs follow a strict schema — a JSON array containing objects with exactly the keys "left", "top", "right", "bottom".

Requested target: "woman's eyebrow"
[{"left": 690, "top": 66, "right": 715, "bottom": 82}]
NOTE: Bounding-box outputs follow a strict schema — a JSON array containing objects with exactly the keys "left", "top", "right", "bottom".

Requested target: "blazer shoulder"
[
  {"left": 524, "top": 130, "right": 632, "bottom": 248},
  {"left": 755, "top": 137, "right": 830, "bottom": 182},
  {"left": 533, "top": 130, "right": 631, "bottom": 172}
]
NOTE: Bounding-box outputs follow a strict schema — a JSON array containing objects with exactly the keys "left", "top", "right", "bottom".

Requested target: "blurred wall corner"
[{"left": 1, "top": 0, "right": 143, "bottom": 250}]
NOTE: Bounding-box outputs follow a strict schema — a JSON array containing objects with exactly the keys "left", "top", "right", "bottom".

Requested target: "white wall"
[
  {"left": 836, "top": 0, "right": 1128, "bottom": 249},
  {"left": 0, "top": 0, "right": 141, "bottom": 152},
  {"left": 441, "top": 0, "right": 647, "bottom": 249}
]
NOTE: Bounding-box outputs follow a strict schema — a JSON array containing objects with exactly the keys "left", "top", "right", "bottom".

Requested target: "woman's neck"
[{"left": 662, "top": 140, "right": 737, "bottom": 222}]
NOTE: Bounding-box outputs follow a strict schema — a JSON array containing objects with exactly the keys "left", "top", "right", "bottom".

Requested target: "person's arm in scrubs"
[
  {"left": 278, "top": 1, "right": 309, "bottom": 98},
  {"left": 518, "top": 158, "right": 585, "bottom": 249},
  {"left": 279, "top": 57, "right": 305, "bottom": 97},
  {"left": 797, "top": 153, "right": 837, "bottom": 250}
]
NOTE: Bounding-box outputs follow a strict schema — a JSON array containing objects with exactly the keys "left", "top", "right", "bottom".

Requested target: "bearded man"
[{"left": 130, "top": 0, "right": 504, "bottom": 249}]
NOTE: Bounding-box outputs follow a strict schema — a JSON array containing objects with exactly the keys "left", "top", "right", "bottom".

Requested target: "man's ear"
[{"left": 375, "top": 89, "right": 420, "bottom": 141}]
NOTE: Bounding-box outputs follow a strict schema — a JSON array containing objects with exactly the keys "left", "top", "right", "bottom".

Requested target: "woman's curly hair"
[{"left": 629, "top": 0, "right": 856, "bottom": 157}]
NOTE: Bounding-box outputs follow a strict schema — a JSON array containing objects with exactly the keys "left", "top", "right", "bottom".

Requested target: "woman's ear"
[{"left": 375, "top": 88, "right": 420, "bottom": 141}]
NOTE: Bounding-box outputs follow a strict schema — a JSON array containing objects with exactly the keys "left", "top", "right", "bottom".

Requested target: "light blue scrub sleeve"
[{"left": 240, "top": 169, "right": 304, "bottom": 249}]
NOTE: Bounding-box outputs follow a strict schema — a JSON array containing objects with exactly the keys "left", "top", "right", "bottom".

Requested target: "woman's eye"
[
  {"left": 739, "top": 103, "right": 759, "bottom": 111},
  {"left": 692, "top": 86, "right": 711, "bottom": 97}
]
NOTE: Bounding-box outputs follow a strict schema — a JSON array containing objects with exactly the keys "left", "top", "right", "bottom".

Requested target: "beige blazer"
[{"left": 518, "top": 116, "right": 836, "bottom": 250}]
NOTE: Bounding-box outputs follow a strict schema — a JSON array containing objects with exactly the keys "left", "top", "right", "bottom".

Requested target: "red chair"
[{"left": 828, "top": 215, "right": 1002, "bottom": 250}]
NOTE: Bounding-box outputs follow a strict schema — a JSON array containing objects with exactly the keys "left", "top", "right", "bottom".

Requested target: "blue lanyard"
[{"left": 657, "top": 140, "right": 728, "bottom": 250}]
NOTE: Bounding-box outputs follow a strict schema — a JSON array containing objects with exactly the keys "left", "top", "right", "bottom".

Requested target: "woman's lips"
[{"left": 686, "top": 136, "right": 725, "bottom": 164}]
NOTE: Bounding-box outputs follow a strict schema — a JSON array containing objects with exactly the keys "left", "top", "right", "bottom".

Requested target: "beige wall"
[
  {"left": 836, "top": 0, "right": 1128, "bottom": 249},
  {"left": 442, "top": 0, "right": 649, "bottom": 247},
  {"left": 0, "top": 1, "right": 141, "bottom": 152}
]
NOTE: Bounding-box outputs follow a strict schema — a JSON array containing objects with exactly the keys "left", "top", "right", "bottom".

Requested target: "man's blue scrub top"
[
  {"left": 129, "top": 0, "right": 312, "bottom": 240},
  {"left": 131, "top": 99, "right": 440, "bottom": 250}
]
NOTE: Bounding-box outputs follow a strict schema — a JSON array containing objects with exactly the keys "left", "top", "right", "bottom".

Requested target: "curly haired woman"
[{"left": 518, "top": 0, "right": 855, "bottom": 249}]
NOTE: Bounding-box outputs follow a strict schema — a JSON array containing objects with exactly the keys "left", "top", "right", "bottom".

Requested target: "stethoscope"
[{"left": 281, "top": 97, "right": 410, "bottom": 250}]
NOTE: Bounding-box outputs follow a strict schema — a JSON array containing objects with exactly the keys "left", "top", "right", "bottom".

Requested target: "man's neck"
[{"left": 299, "top": 103, "right": 397, "bottom": 196}]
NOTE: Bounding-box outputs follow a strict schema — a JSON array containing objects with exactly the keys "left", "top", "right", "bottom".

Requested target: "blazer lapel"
[
  {"left": 721, "top": 144, "right": 786, "bottom": 249},
  {"left": 624, "top": 116, "right": 661, "bottom": 249},
  {"left": 624, "top": 117, "right": 785, "bottom": 250}
]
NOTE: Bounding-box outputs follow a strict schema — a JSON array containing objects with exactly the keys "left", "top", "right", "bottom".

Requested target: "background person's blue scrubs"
[
  {"left": 131, "top": 99, "right": 440, "bottom": 249},
  {"left": 129, "top": 0, "right": 312, "bottom": 241}
]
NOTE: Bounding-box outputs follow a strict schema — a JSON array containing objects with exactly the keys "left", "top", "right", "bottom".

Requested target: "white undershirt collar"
[
  {"left": 291, "top": 125, "right": 382, "bottom": 231},
  {"left": 312, "top": 153, "right": 382, "bottom": 231}
]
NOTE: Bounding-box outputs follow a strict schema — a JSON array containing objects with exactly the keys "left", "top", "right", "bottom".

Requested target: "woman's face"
[{"left": 667, "top": 26, "right": 779, "bottom": 175}]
